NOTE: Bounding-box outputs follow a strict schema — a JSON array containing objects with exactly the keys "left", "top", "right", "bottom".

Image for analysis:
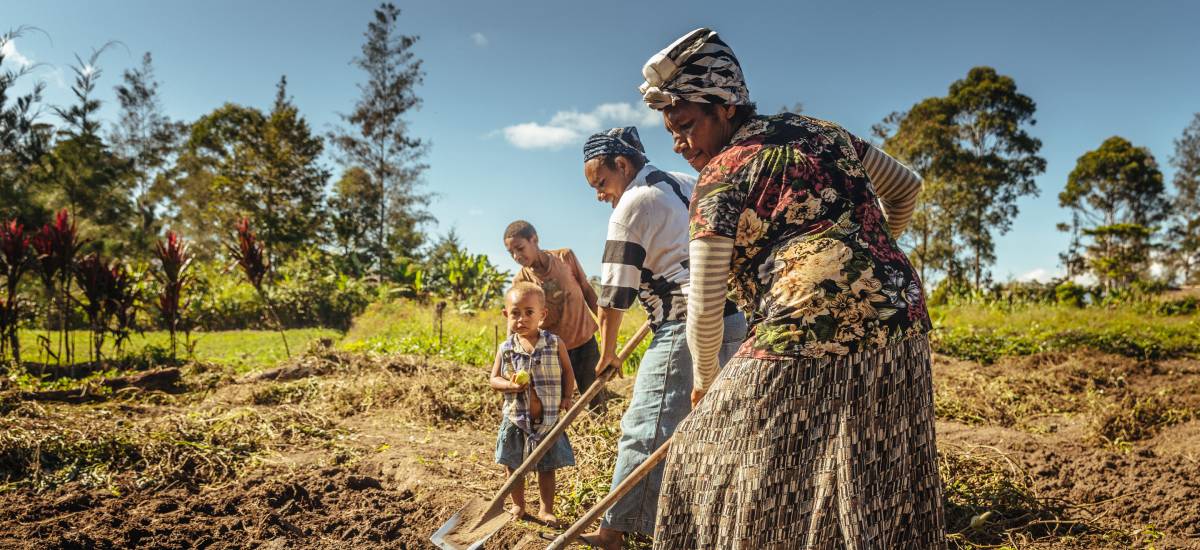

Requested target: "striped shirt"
[
  {"left": 859, "top": 144, "right": 922, "bottom": 238},
  {"left": 499, "top": 330, "right": 563, "bottom": 442},
  {"left": 599, "top": 165, "right": 696, "bottom": 328}
]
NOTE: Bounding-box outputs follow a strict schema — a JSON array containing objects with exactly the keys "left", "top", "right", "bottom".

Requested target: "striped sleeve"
[
  {"left": 687, "top": 235, "right": 734, "bottom": 392},
  {"left": 862, "top": 144, "right": 923, "bottom": 238},
  {"left": 598, "top": 221, "right": 644, "bottom": 311}
]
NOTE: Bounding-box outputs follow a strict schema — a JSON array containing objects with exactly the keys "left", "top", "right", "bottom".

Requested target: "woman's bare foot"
[
  {"left": 508, "top": 504, "right": 526, "bottom": 519},
  {"left": 579, "top": 528, "right": 622, "bottom": 550},
  {"left": 534, "top": 509, "right": 557, "bottom": 525}
]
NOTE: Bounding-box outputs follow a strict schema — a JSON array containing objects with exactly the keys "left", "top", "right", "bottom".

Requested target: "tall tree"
[
  {"left": 41, "top": 44, "right": 134, "bottom": 253},
  {"left": 329, "top": 3, "right": 429, "bottom": 279},
  {"left": 172, "top": 103, "right": 260, "bottom": 256},
  {"left": 111, "top": 52, "right": 185, "bottom": 253},
  {"left": 259, "top": 76, "right": 329, "bottom": 262},
  {"left": 329, "top": 166, "right": 380, "bottom": 276},
  {"left": 878, "top": 67, "right": 1046, "bottom": 288},
  {"left": 1167, "top": 113, "right": 1200, "bottom": 285},
  {"left": 1059, "top": 136, "right": 1168, "bottom": 290},
  {"left": 875, "top": 109, "right": 957, "bottom": 283},
  {"left": 0, "top": 27, "right": 51, "bottom": 225},
  {"left": 173, "top": 78, "right": 328, "bottom": 261},
  {"left": 1055, "top": 211, "right": 1087, "bottom": 280}
]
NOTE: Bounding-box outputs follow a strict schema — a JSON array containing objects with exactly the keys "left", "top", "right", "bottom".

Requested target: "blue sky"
[{"left": 4, "top": 0, "right": 1199, "bottom": 283}]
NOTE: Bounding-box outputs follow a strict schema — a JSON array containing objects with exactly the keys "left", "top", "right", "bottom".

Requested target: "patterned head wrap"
[
  {"left": 639, "top": 27, "right": 750, "bottom": 111},
  {"left": 583, "top": 126, "right": 647, "bottom": 164}
]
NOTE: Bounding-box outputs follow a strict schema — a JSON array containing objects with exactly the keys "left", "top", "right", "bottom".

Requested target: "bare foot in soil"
[
  {"left": 508, "top": 504, "right": 526, "bottom": 519},
  {"left": 579, "top": 528, "right": 622, "bottom": 550},
  {"left": 534, "top": 509, "right": 557, "bottom": 526}
]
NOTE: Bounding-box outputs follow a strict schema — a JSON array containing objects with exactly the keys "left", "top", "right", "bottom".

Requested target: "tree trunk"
[
  {"left": 8, "top": 328, "right": 18, "bottom": 365},
  {"left": 376, "top": 156, "right": 387, "bottom": 282}
]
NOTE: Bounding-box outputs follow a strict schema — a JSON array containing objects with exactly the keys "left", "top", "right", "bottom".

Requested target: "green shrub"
[
  {"left": 1146, "top": 295, "right": 1199, "bottom": 316},
  {"left": 1054, "top": 281, "right": 1087, "bottom": 308},
  {"left": 186, "top": 251, "right": 373, "bottom": 331},
  {"left": 271, "top": 249, "right": 373, "bottom": 330}
]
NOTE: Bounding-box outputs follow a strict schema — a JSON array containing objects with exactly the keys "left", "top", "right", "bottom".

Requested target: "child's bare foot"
[
  {"left": 508, "top": 504, "right": 526, "bottom": 519},
  {"left": 534, "top": 509, "right": 557, "bottom": 525}
]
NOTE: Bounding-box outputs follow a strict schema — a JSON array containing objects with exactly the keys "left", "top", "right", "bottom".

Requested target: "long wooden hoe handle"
[
  {"left": 545, "top": 435, "right": 673, "bottom": 550},
  {"left": 476, "top": 321, "right": 653, "bottom": 523}
]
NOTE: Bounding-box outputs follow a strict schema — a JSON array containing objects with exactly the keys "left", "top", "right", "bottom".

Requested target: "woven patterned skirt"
[{"left": 653, "top": 334, "right": 945, "bottom": 549}]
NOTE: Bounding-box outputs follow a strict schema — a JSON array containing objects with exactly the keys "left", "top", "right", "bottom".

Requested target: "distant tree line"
[
  {"left": 875, "top": 66, "right": 1200, "bottom": 291},
  {"left": 0, "top": 3, "right": 433, "bottom": 282}
]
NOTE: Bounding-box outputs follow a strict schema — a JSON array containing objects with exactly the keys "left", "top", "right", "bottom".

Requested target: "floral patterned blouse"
[{"left": 690, "top": 113, "right": 931, "bottom": 359}]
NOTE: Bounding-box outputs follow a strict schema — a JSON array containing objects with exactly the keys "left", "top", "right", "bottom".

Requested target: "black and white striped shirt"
[{"left": 599, "top": 165, "right": 695, "bottom": 328}]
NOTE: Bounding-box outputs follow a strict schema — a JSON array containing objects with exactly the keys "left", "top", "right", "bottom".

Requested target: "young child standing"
[
  {"left": 490, "top": 282, "right": 577, "bottom": 524},
  {"left": 504, "top": 220, "right": 601, "bottom": 393}
]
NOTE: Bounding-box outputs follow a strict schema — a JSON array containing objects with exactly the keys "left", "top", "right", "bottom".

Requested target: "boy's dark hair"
[{"left": 504, "top": 220, "right": 537, "bottom": 241}]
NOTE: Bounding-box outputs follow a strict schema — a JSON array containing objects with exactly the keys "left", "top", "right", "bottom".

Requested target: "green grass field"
[
  {"left": 341, "top": 299, "right": 651, "bottom": 373},
  {"left": 930, "top": 302, "right": 1200, "bottom": 363},
  {"left": 13, "top": 328, "right": 341, "bottom": 373}
]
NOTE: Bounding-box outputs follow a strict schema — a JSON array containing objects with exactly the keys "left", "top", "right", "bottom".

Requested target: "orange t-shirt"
[{"left": 512, "top": 248, "right": 598, "bottom": 350}]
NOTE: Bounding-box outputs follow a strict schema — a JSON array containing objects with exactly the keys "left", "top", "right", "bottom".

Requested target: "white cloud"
[
  {"left": 500, "top": 102, "right": 661, "bottom": 150},
  {"left": 471, "top": 32, "right": 488, "bottom": 47},
  {"left": 1, "top": 39, "right": 33, "bottom": 68},
  {"left": 1017, "top": 267, "right": 1060, "bottom": 283},
  {"left": 503, "top": 123, "right": 579, "bottom": 150}
]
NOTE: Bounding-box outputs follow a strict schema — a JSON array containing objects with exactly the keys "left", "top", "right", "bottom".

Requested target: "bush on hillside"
[{"left": 188, "top": 251, "right": 373, "bottom": 331}]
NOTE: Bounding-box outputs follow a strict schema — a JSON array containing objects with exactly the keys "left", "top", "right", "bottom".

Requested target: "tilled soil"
[
  {"left": 1, "top": 350, "right": 1198, "bottom": 549},
  {"left": 1, "top": 468, "right": 420, "bottom": 549}
]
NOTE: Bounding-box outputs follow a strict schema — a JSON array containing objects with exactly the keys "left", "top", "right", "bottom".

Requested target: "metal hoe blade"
[{"left": 431, "top": 508, "right": 501, "bottom": 550}]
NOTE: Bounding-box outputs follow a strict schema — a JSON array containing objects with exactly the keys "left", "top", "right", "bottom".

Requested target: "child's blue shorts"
[{"left": 494, "top": 416, "right": 575, "bottom": 471}]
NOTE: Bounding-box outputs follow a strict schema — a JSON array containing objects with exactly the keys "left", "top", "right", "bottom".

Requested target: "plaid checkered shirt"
[{"left": 499, "top": 330, "right": 563, "bottom": 445}]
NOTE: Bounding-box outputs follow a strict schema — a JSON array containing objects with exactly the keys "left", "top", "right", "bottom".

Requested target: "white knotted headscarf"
[{"left": 639, "top": 27, "right": 750, "bottom": 110}]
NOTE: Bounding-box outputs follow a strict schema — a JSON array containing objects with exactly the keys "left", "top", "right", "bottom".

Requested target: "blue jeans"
[{"left": 600, "top": 313, "right": 748, "bottom": 535}]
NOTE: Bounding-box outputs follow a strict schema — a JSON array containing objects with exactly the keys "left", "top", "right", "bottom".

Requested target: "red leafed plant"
[
  {"left": 31, "top": 209, "right": 83, "bottom": 366},
  {"left": 75, "top": 253, "right": 116, "bottom": 364},
  {"left": 106, "top": 261, "right": 140, "bottom": 357},
  {"left": 227, "top": 218, "right": 289, "bottom": 357},
  {"left": 155, "top": 230, "right": 193, "bottom": 360},
  {"left": 73, "top": 253, "right": 141, "bottom": 364},
  {"left": 0, "top": 219, "right": 30, "bottom": 363}
]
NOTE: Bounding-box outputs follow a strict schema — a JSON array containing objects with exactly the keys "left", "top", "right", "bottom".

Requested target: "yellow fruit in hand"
[{"left": 513, "top": 370, "right": 530, "bottom": 385}]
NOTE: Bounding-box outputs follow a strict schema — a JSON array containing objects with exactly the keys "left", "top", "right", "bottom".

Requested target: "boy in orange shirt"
[{"left": 504, "top": 221, "right": 601, "bottom": 393}]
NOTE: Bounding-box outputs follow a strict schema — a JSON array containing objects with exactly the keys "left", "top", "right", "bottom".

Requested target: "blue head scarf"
[{"left": 583, "top": 126, "right": 647, "bottom": 164}]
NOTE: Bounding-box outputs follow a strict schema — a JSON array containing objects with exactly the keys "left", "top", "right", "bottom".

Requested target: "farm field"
[
  {"left": 5, "top": 3, "right": 1200, "bottom": 549},
  {"left": 1, "top": 301, "right": 1197, "bottom": 549}
]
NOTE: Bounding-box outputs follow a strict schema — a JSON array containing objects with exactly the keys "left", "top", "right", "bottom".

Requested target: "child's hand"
[
  {"left": 507, "top": 372, "right": 530, "bottom": 391},
  {"left": 560, "top": 396, "right": 574, "bottom": 413}
]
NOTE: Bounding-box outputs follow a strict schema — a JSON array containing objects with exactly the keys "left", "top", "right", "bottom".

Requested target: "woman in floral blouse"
[{"left": 639, "top": 28, "right": 946, "bottom": 548}]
